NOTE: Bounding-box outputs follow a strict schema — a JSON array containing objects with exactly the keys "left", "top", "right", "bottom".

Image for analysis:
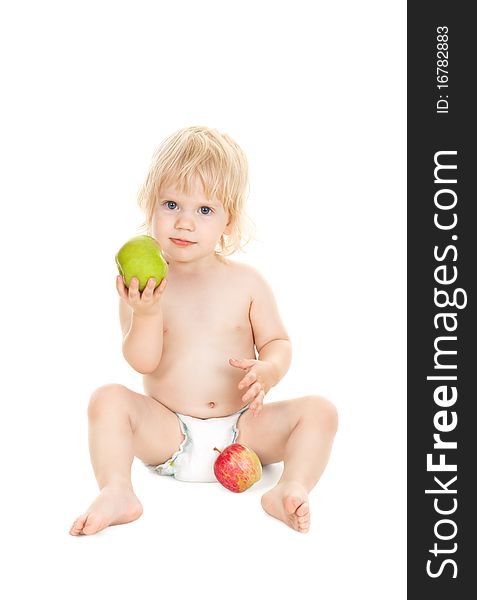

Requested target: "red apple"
[{"left": 213, "top": 443, "right": 262, "bottom": 493}]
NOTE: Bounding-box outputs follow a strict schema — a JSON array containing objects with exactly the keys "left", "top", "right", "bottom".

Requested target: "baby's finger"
[
  {"left": 142, "top": 278, "right": 156, "bottom": 299},
  {"left": 238, "top": 371, "right": 257, "bottom": 390},
  {"left": 242, "top": 382, "right": 261, "bottom": 403},
  {"left": 116, "top": 275, "right": 128, "bottom": 299},
  {"left": 128, "top": 277, "right": 140, "bottom": 301},
  {"left": 248, "top": 389, "right": 265, "bottom": 407},
  {"left": 229, "top": 357, "right": 256, "bottom": 370},
  {"left": 153, "top": 278, "right": 167, "bottom": 298},
  {"left": 249, "top": 402, "right": 262, "bottom": 417}
]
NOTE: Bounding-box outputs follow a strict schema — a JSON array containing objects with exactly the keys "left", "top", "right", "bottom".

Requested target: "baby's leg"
[
  {"left": 69, "top": 384, "right": 184, "bottom": 536},
  {"left": 236, "top": 395, "right": 338, "bottom": 533}
]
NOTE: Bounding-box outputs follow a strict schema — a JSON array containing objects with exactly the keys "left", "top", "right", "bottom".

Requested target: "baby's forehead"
[{"left": 158, "top": 180, "right": 221, "bottom": 205}]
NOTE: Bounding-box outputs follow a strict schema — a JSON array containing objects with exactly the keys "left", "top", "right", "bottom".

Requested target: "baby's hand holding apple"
[
  {"left": 115, "top": 235, "right": 169, "bottom": 317},
  {"left": 116, "top": 274, "right": 167, "bottom": 317}
]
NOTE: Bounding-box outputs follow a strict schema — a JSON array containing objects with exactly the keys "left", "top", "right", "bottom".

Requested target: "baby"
[{"left": 69, "top": 126, "right": 338, "bottom": 536}]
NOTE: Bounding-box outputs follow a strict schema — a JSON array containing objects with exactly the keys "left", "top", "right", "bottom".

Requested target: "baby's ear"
[{"left": 224, "top": 212, "right": 234, "bottom": 235}]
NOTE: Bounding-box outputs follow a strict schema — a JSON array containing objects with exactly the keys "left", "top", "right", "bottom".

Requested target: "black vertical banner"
[{"left": 408, "top": 2, "right": 475, "bottom": 597}]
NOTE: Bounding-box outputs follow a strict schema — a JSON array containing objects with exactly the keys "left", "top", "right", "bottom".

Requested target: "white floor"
[{"left": 3, "top": 403, "right": 406, "bottom": 600}]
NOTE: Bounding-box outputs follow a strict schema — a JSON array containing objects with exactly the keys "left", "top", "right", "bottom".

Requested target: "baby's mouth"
[{"left": 170, "top": 238, "right": 197, "bottom": 247}]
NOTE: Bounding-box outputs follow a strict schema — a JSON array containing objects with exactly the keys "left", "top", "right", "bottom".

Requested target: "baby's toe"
[
  {"left": 298, "top": 514, "right": 310, "bottom": 532},
  {"left": 82, "top": 514, "right": 104, "bottom": 535},
  {"left": 296, "top": 501, "right": 309, "bottom": 518},
  {"left": 284, "top": 495, "right": 303, "bottom": 515},
  {"left": 69, "top": 515, "right": 87, "bottom": 536},
  {"left": 291, "top": 500, "right": 310, "bottom": 533}
]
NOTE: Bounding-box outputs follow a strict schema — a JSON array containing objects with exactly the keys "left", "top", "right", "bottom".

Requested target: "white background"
[{"left": 1, "top": 1, "right": 406, "bottom": 598}]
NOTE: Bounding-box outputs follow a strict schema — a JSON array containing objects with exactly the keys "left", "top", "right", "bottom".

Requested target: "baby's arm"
[
  {"left": 117, "top": 276, "right": 167, "bottom": 374},
  {"left": 229, "top": 269, "right": 291, "bottom": 416},
  {"left": 249, "top": 270, "right": 292, "bottom": 386}
]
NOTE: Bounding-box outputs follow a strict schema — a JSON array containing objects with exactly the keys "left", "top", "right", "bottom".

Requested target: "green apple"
[{"left": 115, "top": 235, "right": 168, "bottom": 291}]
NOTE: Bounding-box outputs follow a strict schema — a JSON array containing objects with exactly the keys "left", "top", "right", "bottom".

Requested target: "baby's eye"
[
  {"left": 199, "top": 206, "right": 213, "bottom": 215},
  {"left": 165, "top": 201, "right": 177, "bottom": 210}
]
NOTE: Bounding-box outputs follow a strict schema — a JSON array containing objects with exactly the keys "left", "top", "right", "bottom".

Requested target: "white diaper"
[{"left": 144, "top": 405, "right": 249, "bottom": 483}]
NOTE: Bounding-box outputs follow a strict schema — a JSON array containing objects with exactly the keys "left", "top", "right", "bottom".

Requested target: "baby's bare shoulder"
[{"left": 223, "top": 259, "right": 266, "bottom": 287}]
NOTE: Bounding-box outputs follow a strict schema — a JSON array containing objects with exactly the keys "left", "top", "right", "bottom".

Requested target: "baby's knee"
[
  {"left": 305, "top": 395, "right": 338, "bottom": 434},
  {"left": 87, "top": 384, "right": 130, "bottom": 418}
]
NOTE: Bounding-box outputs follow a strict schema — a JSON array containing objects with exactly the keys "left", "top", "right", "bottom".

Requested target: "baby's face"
[{"left": 151, "top": 178, "right": 231, "bottom": 263}]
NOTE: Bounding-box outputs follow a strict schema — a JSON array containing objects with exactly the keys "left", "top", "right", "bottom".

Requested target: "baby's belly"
[{"left": 143, "top": 342, "right": 256, "bottom": 418}]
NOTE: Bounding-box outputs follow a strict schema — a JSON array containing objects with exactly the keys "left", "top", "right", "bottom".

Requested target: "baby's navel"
[{"left": 208, "top": 401, "right": 216, "bottom": 408}]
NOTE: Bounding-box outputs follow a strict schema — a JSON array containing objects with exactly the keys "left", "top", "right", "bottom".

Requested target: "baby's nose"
[{"left": 175, "top": 214, "right": 195, "bottom": 230}]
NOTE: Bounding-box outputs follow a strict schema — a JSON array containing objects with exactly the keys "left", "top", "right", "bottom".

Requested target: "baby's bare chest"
[{"left": 161, "top": 286, "right": 252, "bottom": 342}]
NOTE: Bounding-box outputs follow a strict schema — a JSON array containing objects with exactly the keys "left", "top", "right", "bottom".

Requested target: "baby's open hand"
[
  {"left": 229, "top": 358, "right": 277, "bottom": 417},
  {"left": 116, "top": 275, "right": 167, "bottom": 317}
]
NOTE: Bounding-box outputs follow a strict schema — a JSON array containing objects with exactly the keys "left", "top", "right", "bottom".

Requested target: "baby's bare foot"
[
  {"left": 69, "top": 486, "right": 143, "bottom": 536},
  {"left": 261, "top": 481, "right": 310, "bottom": 533}
]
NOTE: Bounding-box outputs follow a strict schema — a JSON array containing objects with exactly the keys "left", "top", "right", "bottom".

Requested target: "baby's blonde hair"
[{"left": 137, "top": 126, "right": 254, "bottom": 256}]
